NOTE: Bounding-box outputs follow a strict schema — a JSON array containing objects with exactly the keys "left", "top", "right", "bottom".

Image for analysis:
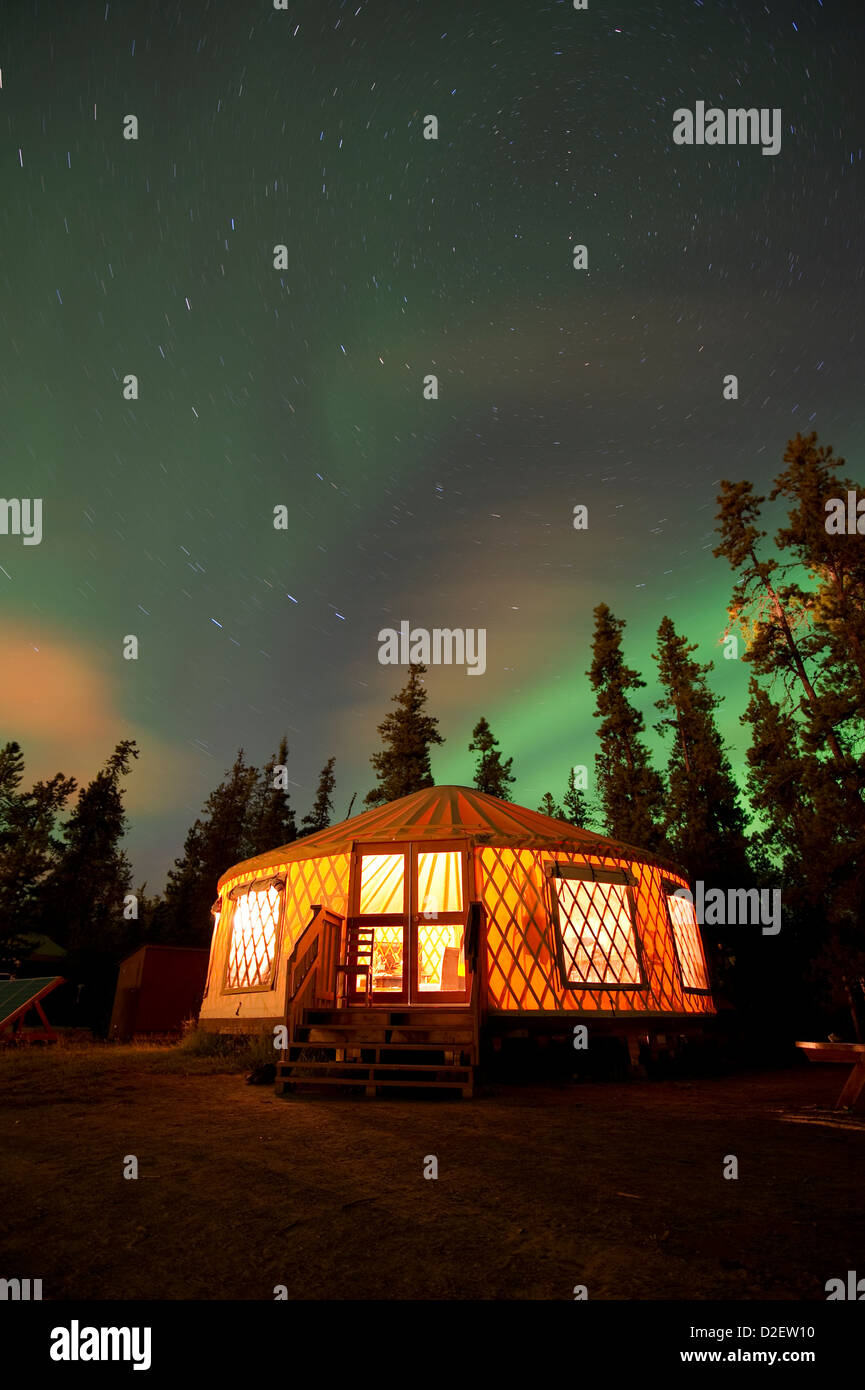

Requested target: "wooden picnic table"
[{"left": 795, "top": 1041, "right": 865, "bottom": 1113}]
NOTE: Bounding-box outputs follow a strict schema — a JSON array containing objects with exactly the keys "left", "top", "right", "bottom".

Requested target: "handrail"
[
  {"left": 465, "top": 900, "right": 486, "bottom": 1060},
  {"left": 286, "top": 906, "right": 340, "bottom": 998},
  {"left": 286, "top": 905, "right": 344, "bottom": 1041}
]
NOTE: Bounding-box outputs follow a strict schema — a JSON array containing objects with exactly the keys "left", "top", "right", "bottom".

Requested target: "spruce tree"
[
  {"left": 39, "top": 742, "right": 138, "bottom": 1031},
  {"left": 248, "top": 737, "right": 297, "bottom": 851},
  {"left": 740, "top": 679, "right": 815, "bottom": 883},
  {"left": 771, "top": 432, "right": 865, "bottom": 701},
  {"left": 537, "top": 792, "right": 564, "bottom": 819},
  {"left": 714, "top": 474, "right": 848, "bottom": 767},
  {"left": 43, "top": 741, "right": 138, "bottom": 958},
  {"left": 562, "top": 767, "right": 596, "bottom": 829},
  {"left": 587, "top": 604, "right": 666, "bottom": 849},
  {"left": 737, "top": 679, "right": 857, "bottom": 1034},
  {"left": 301, "top": 756, "right": 336, "bottom": 834},
  {"left": 469, "top": 717, "right": 515, "bottom": 799},
  {"left": 0, "top": 742, "right": 77, "bottom": 966},
  {"left": 653, "top": 616, "right": 749, "bottom": 884},
  {"left": 365, "top": 664, "right": 443, "bottom": 806},
  {"left": 163, "top": 749, "right": 258, "bottom": 945},
  {"left": 715, "top": 443, "right": 865, "bottom": 1035}
]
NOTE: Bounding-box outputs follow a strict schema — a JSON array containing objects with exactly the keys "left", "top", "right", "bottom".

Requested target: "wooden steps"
[{"left": 276, "top": 1006, "right": 476, "bottom": 1098}]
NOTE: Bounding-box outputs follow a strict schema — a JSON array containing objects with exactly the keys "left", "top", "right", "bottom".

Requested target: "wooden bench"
[{"left": 795, "top": 1041, "right": 865, "bottom": 1112}]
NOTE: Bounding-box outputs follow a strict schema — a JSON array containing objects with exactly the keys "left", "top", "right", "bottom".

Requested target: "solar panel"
[{"left": 0, "top": 976, "right": 64, "bottom": 1028}]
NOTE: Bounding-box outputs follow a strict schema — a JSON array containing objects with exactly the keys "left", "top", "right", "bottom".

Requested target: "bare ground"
[{"left": 1, "top": 1049, "right": 862, "bottom": 1300}]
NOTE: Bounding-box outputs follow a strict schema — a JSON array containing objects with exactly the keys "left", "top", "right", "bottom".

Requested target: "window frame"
[
  {"left": 347, "top": 840, "right": 472, "bottom": 1003},
  {"left": 222, "top": 874, "right": 286, "bottom": 994},
  {"left": 410, "top": 841, "right": 470, "bottom": 1001},
  {"left": 545, "top": 860, "right": 647, "bottom": 992},
  {"left": 662, "top": 878, "right": 712, "bottom": 995}
]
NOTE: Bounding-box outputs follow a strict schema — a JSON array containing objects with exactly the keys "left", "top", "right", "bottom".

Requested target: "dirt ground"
[{"left": 1, "top": 1051, "right": 862, "bottom": 1301}]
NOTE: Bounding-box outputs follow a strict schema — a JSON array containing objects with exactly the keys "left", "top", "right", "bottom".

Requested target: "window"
[
  {"left": 358, "top": 853, "right": 405, "bottom": 915},
  {"left": 665, "top": 889, "right": 710, "bottom": 991},
  {"left": 548, "top": 863, "right": 643, "bottom": 988},
  {"left": 417, "top": 850, "right": 463, "bottom": 915},
  {"left": 226, "top": 878, "right": 284, "bottom": 990},
  {"left": 417, "top": 850, "right": 465, "bottom": 992},
  {"left": 370, "top": 923, "right": 404, "bottom": 992}
]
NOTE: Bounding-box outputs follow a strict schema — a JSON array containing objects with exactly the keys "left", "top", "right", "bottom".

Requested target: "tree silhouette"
[
  {"left": 300, "top": 756, "right": 336, "bottom": 835},
  {"left": 654, "top": 616, "right": 749, "bottom": 885},
  {"left": 163, "top": 749, "right": 258, "bottom": 946},
  {"left": 537, "top": 792, "right": 564, "bottom": 820},
  {"left": 469, "top": 716, "right": 515, "bottom": 799},
  {"left": 248, "top": 737, "right": 297, "bottom": 851},
  {"left": 0, "top": 741, "right": 77, "bottom": 968},
  {"left": 587, "top": 603, "right": 666, "bottom": 850},
  {"left": 561, "top": 767, "right": 596, "bottom": 829},
  {"left": 365, "top": 664, "right": 443, "bottom": 806}
]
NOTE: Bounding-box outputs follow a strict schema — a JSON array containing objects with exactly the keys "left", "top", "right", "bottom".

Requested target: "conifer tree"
[
  {"left": 653, "top": 616, "right": 749, "bottom": 883},
  {"left": 0, "top": 742, "right": 77, "bottom": 966},
  {"left": 248, "top": 737, "right": 297, "bottom": 851},
  {"left": 469, "top": 717, "right": 515, "bottom": 799},
  {"left": 365, "top": 664, "right": 443, "bottom": 806},
  {"left": 537, "top": 792, "right": 564, "bottom": 819},
  {"left": 714, "top": 474, "right": 848, "bottom": 767},
  {"left": 771, "top": 432, "right": 865, "bottom": 701},
  {"left": 768, "top": 432, "right": 865, "bottom": 807},
  {"left": 587, "top": 604, "right": 666, "bottom": 849},
  {"left": 561, "top": 767, "right": 596, "bottom": 829},
  {"left": 301, "top": 756, "right": 336, "bottom": 835},
  {"left": 715, "top": 441, "right": 865, "bottom": 1035},
  {"left": 740, "top": 679, "right": 815, "bottom": 884},
  {"left": 163, "top": 749, "right": 258, "bottom": 945},
  {"left": 738, "top": 679, "right": 862, "bottom": 1035},
  {"left": 43, "top": 741, "right": 138, "bottom": 958}
]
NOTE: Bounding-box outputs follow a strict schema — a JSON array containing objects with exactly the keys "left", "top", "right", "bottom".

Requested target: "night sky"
[{"left": 2, "top": 0, "right": 863, "bottom": 890}]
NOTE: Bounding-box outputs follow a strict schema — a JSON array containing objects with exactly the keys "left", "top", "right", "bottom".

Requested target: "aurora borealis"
[{"left": 2, "top": 0, "right": 863, "bottom": 889}]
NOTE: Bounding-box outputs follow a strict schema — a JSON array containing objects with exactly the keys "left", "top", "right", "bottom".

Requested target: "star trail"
[{"left": 1, "top": 0, "right": 863, "bottom": 886}]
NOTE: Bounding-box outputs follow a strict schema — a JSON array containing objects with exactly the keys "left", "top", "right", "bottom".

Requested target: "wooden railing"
[
  {"left": 286, "top": 905, "right": 344, "bottom": 1041},
  {"left": 284, "top": 900, "right": 486, "bottom": 1049}
]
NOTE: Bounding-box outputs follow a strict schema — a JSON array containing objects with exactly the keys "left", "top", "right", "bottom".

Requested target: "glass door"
[
  {"left": 348, "top": 841, "right": 471, "bottom": 1005},
  {"left": 409, "top": 844, "right": 470, "bottom": 1004},
  {"left": 350, "top": 847, "right": 408, "bottom": 1002}
]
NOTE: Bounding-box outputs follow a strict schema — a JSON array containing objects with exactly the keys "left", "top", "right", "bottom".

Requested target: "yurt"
[{"left": 199, "top": 786, "right": 714, "bottom": 1095}]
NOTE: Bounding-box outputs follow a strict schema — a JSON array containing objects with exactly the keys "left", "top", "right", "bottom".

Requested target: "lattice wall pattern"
[
  {"left": 477, "top": 846, "right": 714, "bottom": 1015},
  {"left": 666, "top": 892, "right": 710, "bottom": 991},
  {"left": 283, "top": 853, "right": 350, "bottom": 954},
  {"left": 417, "top": 919, "right": 461, "bottom": 986},
  {"left": 371, "top": 922, "right": 404, "bottom": 986},
  {"left": 554, "top": 878, "right": 642, "bottom": 987},
  {"left": 358, "top": 853, "right": 405, "bottom": 915},
  {"left": 217, "top": 853, "right": 350, "bottom": 995},
  {"left": 226, "top": 885, "right": 282, "bottom": 989}
]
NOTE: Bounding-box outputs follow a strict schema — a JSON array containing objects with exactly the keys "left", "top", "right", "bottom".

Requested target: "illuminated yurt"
[{"left": 199, "top": 787, "right": 713, "bottom": 1088}]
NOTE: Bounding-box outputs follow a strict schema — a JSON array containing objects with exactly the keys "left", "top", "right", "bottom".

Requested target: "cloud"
[{"left": 0, "top": 620, "right": 195, "bottom": 813}]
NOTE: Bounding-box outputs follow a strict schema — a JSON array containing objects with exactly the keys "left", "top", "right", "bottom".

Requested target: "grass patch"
[{"left": 0, "top": 1028, "right": 280, "bottom": 1097}]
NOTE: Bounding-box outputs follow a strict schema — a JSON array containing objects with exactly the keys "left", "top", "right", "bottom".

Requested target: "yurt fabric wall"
[{"left": 476, "top": 846, "right": 712, "bottom": 1015}]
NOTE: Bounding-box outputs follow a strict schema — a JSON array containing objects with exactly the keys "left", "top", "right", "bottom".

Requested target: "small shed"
[{"left": 109, "top": 944, "right": 209, "bottom": 1041}]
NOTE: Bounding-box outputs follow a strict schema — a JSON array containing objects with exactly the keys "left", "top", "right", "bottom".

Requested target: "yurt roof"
[{"left": 218, "top": 784, "right": 684, "bottom": 889}]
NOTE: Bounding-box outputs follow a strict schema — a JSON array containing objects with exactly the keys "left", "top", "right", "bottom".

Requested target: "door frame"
[
  {"left": 409, "top": 840, "right": 472, "bottom": 1004},
  {"left": 348, "top": 839, "right": 473, "bottom": 1004},
  {"left": 348, "top": 842, "right": 410, "bottom": 1003}
]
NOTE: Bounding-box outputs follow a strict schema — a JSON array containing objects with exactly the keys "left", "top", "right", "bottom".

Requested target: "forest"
[{"left": 2, "top": 433, "right": 863, "bottom": 1039}]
